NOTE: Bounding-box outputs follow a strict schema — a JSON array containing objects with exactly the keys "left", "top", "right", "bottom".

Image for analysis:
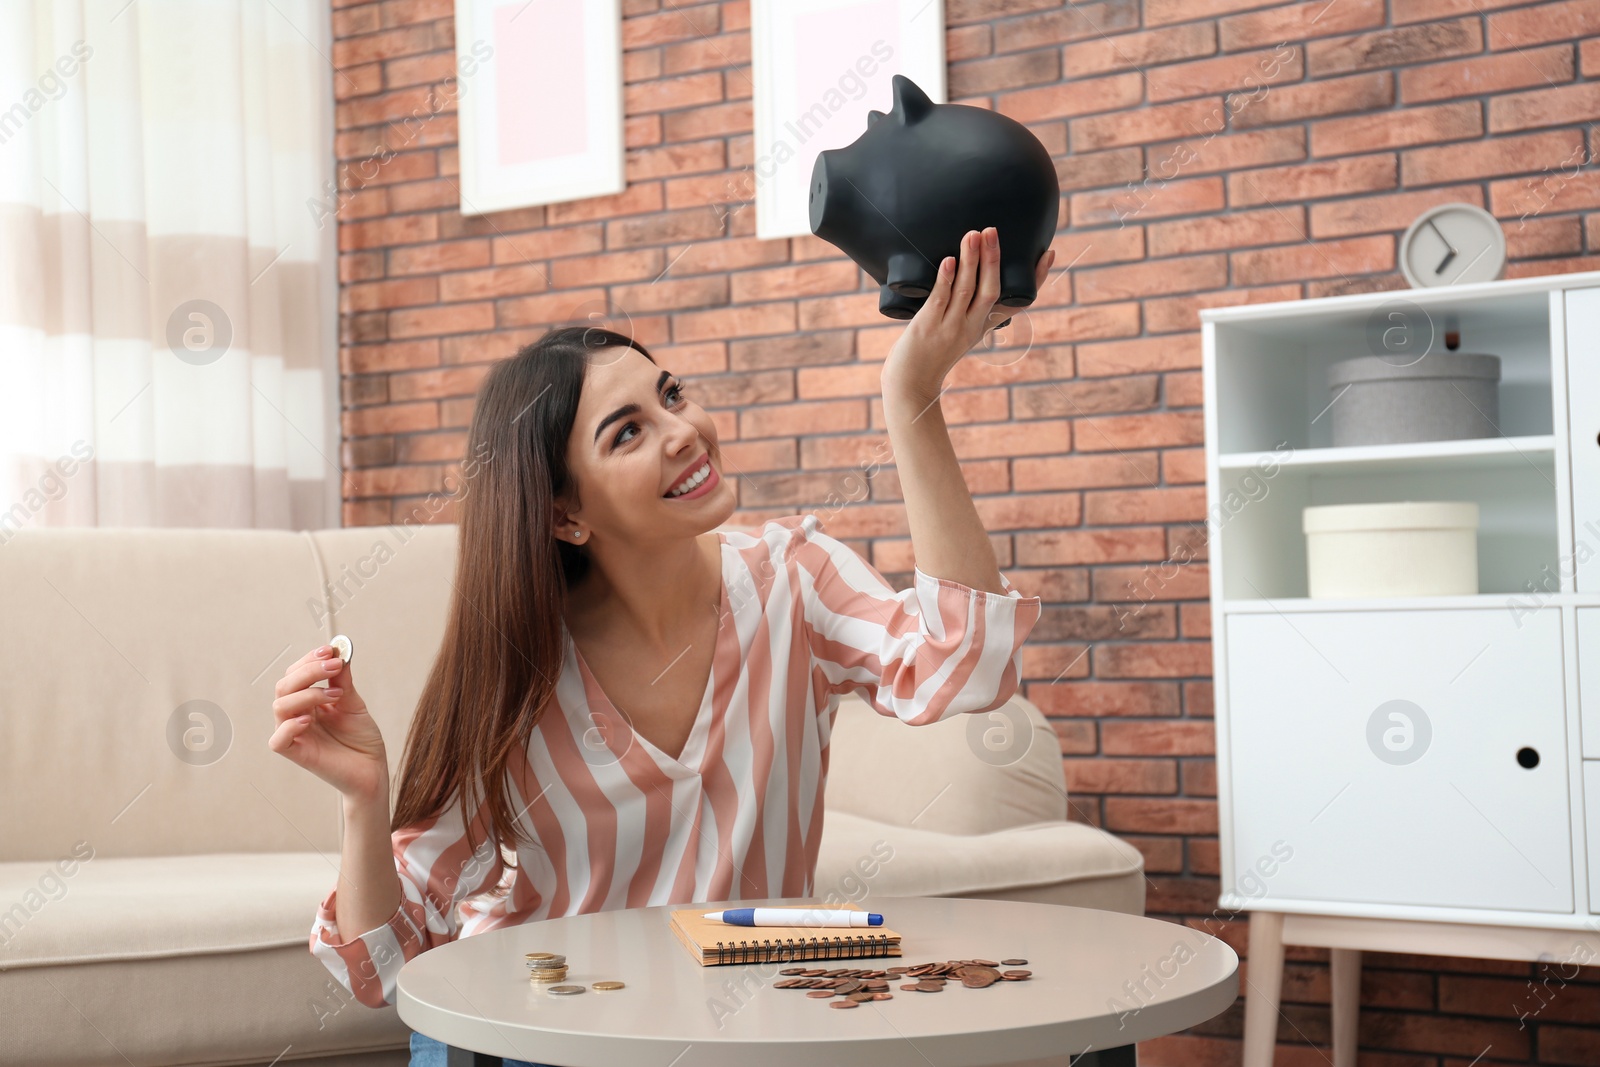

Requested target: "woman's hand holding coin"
[{"left": 268, "top": 635, "right": 389, "bottom": 804}]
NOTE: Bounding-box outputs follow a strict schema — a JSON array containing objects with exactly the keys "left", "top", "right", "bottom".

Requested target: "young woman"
[{"left": 270, "top": 227, "right": 1051, "bottom": 1066}]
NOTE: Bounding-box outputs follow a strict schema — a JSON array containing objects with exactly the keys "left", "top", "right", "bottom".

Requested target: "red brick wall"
[{"left": 330, "top": 1, "right": 1600, "bottom": 1062}]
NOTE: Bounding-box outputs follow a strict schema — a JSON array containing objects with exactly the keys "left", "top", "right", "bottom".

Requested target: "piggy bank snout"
[{"left": 808, "top": 149, "right": 840, "bottom": 242}]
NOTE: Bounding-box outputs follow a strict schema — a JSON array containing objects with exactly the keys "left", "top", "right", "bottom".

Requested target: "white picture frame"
[
  {"left": 749, "top": 0, "right": 947, "bottom": 241},
  {"left": 453, "top": 0, "right": 625, "bottom": 216}
]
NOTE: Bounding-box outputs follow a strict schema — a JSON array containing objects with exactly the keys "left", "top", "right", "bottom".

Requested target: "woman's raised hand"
[
  {"left": 268, "top": 643, "right": 389, "bottom": 804},
  {"left": 881, "top": 226, "right": 1055, "bottom": 404}
]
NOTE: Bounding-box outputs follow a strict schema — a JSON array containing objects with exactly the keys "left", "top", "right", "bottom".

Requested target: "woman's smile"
[{"left": 664, "top": 455, "right": 720, "bottom": 500}]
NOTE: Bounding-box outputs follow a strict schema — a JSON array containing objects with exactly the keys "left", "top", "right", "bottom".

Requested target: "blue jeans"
[{"left": 408, "top": 1029, "right": 556, "bottom": 1067}]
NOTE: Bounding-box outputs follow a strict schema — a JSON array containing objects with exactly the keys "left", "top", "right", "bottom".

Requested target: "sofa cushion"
[
  {"left": 0, "top": 944, "right": 410, "bottom": 1067},
  {"left": 824, "top": 691, "right": 1071, "bottom": 835},
  {"left": 0, "top": 528, "right": 339, "bottom": 861},
  {"left": 0, "top": 853, "right": 408, "bottom": 1066},
  {"left": 815, "top": 808, "right": 1146, "bottom": 915},
  {"left": 0, "top": 852, "right": 344, "bottom": 968}
]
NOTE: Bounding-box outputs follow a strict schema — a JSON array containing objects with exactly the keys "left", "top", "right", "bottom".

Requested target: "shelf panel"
[
  {"left": 1218, "top": 434, "right": 1556, "bottom": 475},
  {"left": 1206, "top": 288, "right": 1556, "bottom": 454},
  {"left": 1221, "top": 593, "right": 1545, "bottom": 613},
  {"left": 1200, "top": 271, "right": 1582, "bottom": 325},
  {"left": 1215, "top": 447, "right": 1558, "bottom": 601}
]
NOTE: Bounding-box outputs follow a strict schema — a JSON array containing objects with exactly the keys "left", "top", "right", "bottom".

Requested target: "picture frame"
[
  {"left": 453, "top": 0, "right": 625, "bottom": 216},
  {"left": 749, "top": 0, "right": 947, "bottom": 241}
]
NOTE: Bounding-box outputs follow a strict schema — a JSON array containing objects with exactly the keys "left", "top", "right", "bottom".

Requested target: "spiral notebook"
[{"left": 669, "top": 904, "right": 904, "bottom": 966}]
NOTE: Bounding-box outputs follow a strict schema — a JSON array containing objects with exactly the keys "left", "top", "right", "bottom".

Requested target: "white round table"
[{"left": 396, "top": 895, "right": 1238, "bottom": 1067}]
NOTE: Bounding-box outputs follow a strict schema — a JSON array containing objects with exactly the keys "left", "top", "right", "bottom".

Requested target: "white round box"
[{"left": 1302, "top": 501, "right": 1480, "bottom": 599}]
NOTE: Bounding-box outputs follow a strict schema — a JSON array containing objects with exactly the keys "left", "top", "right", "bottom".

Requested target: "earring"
[{"left": 572, "top": 530, "right": 585, "bottom": 541}]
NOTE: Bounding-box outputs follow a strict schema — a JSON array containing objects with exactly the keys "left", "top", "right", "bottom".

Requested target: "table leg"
[
  {"left": 1242, "top": 911, "right": 1285, "bottom": 1067},
  {"left": 445, "top": 1046, "right": 503, "bottom": 1067},
  {"left": 1329, "top": 948, "right": 1361, "bottom": 1067}
]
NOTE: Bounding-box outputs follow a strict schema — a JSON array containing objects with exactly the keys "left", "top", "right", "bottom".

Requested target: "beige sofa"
[{"left": 0, "top": 522, "right": 1143, "bottom": 1067}]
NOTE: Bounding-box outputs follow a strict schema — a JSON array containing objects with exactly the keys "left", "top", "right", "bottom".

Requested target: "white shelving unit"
[{"left": 1201, "top": 270, "right": 1600, "bottom": 1067}]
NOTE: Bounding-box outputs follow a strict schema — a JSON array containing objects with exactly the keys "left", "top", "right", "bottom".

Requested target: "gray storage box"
[{"left": 1326, "top": 352, "right": 1500, "bottom": 447}]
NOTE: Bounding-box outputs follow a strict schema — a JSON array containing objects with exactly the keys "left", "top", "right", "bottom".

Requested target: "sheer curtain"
[{"left": 0, "top": 0, "right": 340, "bottom": 531}]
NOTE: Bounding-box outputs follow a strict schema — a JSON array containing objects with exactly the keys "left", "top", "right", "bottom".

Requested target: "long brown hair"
[{"left": 389, "top": 325, "right": 657, "bottom": 864}]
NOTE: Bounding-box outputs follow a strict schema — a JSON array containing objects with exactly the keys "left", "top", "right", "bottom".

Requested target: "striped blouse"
[{"left": 308, "top": 512, "right": 1043, "bottom": 1008}]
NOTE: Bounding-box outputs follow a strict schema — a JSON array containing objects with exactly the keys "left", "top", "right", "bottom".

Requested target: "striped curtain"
[{"left": 0, "top": 0, "right": 339, "bottom": 532}]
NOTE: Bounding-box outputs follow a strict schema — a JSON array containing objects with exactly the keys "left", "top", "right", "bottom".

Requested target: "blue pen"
[{"left": 704, "top": 907, "right": 883, "bottom": 927}]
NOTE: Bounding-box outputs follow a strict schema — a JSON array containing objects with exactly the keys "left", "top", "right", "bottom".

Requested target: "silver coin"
[
  {"left": 330, "top": 634, "right": 353, "bottom": 664},
  {"left": 547, "top": 984, "right": 586, "bottom": 995}
]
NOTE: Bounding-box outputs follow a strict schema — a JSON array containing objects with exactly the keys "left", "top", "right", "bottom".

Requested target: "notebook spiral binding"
[{"left": 710, "top": 933, "right": 895, "bottom": 964}]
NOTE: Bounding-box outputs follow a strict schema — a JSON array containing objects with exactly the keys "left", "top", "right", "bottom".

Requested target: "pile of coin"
[
  {"left": 525, "top": 952, "right": 568, "bottom": 984},
  {"left": 524, "top": 951, "right": 626, "bottom": 995},
  {"left": 774, "top": 958, "right": 1032, "bottom": 1008}
]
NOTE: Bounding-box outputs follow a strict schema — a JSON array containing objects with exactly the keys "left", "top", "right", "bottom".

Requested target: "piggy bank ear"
[
  {"left": 867, "top": 109, "right": 886, "bottom": 127},
  {"left": 890, "top": 74, "right": 934, "bottom": 125}
]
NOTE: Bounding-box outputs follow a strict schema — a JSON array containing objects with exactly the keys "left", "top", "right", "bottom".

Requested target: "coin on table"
[
  {"left": 872, "top": 992, "right": 893, "bottom": 1001},
  {"left": 547, "top": 984, "right": 586, "bottom": 995},
  {"left": 806, "top": 990, "right": 837, "bottom": 999},
  {"left": 330, "top": 634, "right": 353, "bottom": 664},
  {"left": 593, "top": 981, "right": 625, "bottom": 991},
  {"left": 1002, "top": 958, "right": 1028, "bottom": 966},
  {"left": 1002, "top": 969, "right": 1032, "bottom": 978},
  {"left": 830, "top": 999, "right": 860, "bottom": 1009}
]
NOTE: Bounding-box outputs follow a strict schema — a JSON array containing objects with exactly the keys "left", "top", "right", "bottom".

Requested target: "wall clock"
[{"left": 1399, "top": 202, "right": 1506, "bottom": 288}]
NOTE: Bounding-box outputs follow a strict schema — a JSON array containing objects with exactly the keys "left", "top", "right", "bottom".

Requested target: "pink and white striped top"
[{"left": 308, "top": 513, "right": 1043, "bottom": 1008}]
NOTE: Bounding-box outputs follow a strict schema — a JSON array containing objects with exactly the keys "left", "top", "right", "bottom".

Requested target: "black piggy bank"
[{"left": 808, "top": 74, "right": 1060, "bottom": 322}]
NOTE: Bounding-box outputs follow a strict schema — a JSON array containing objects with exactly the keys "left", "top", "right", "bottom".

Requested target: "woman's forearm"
[
  {"left": 881, "top": 382, "right": 1006, "bottom": 595},
  {"left": 335, "top": 788, "right": 403, "bottom": 942},
  {"left": 875, "top": 228, "right": 1048, "bottom": 595}
]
